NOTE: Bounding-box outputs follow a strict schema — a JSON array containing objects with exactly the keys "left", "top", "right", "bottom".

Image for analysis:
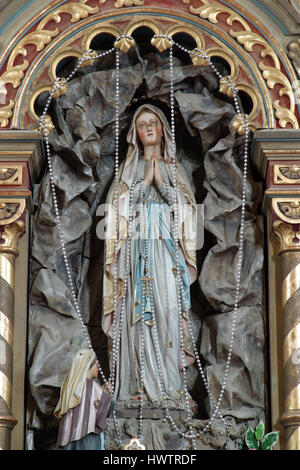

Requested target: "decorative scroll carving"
[
  {"left": 278, "top": 201, "right": 300, "bottom": 220},
  {"left": 0, "top": 166, "right": 22, "bottom": 185},
  {"left": 232, "top": 113, "right": 256, "bottom": 135},
  {"left": 0, "top": 0, "right": 100, "bottom": 127},
  {"left": 273, "top": 220, "right": 300, "bottom": 251},
  {"left": 0, "top": 200, "right": 26, "bottom": 226},
  {"left": 189, "top": 0, "right": 299, "bottom": 129},
  {"left": 0, "top": 203, "right": 21, "bottom": 222},
  {"left": 273, "top": 199, "right": 300, "bottom": 224},
  {"left": 275, "top": 165, "right": 300, "bottom": 184},
  {"left": 0, "top": 220, "right": 25, "bottom": 254}
]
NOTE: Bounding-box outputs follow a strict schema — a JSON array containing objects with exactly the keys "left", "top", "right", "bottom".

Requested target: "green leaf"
[
  {"left": 261, "top": 432, "right": 279, "bottom": 450},
  {"left": 245, "top": 427, "right": 259, "bottom": 450},
  {"left": 255, "top": 421, "right": 265, "bottom": 442}
]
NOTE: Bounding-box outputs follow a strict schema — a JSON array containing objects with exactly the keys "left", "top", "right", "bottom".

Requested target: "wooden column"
[
  {"left": 252, "top": 129, "right": 300, "bottom": 450},
  {"left": 0, "top": 131, "right": 44, "bottom": 450}
]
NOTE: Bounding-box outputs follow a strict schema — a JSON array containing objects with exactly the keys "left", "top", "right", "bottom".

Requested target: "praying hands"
[{"left": 144, "top": 153, "right": 163, "bottom": 188}]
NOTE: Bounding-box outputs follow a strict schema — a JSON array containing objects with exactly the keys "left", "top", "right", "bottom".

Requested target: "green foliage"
[
  {"left": 245, "top": 422, "right": 279, "bottom": 450},
  {"left": 255, "top": 421, "right": 265, "bottom": 441},
  {"left": 245, "top": 427, "right": 259, "bottom": 450},
  {"left": 261, "top": 432, "right": 280, "bottom": 450}
]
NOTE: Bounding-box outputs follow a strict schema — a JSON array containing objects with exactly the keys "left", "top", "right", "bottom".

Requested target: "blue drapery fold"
[{"left": 132, "top": 200, "right": 191, "bottom": 326}]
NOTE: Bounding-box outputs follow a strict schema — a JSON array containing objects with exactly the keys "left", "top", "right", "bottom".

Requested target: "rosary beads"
[{"left": 39, "top": 34, "right": 249, "bottom": 450}]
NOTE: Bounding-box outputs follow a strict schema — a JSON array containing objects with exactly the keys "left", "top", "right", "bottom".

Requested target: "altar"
[{"left": 0, "top": 0, "right": 300, "bottom": 451}]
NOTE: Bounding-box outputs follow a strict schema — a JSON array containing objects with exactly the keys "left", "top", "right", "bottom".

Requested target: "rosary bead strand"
[{"left": 40, "top": 36, "right": 250, "bottom": 450}]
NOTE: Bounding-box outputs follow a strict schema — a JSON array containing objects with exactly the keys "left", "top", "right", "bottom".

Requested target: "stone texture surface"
[{"left": 27, "top": 44, "right": 265, "bottom": 449}]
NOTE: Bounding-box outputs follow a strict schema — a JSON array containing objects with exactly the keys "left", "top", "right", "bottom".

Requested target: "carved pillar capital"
[{"left": 272, "top": 220, "right": 300, "bottom": 253}]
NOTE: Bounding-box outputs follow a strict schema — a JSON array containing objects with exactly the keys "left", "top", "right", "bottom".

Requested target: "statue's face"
[{"left": 136, "top": 111, "right": 163, "bottom": 148}]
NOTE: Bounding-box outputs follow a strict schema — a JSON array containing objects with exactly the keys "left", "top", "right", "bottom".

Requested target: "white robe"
[{"left": 110, "top": 159, "right": 193, "bottom": 402}]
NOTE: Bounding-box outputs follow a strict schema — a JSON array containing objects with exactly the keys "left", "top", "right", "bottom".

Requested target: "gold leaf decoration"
[
  {"left": 38, "top": 1, "right": 98, "bottom": 30},
  {"left": 40, "top": 115, "right": 55, "bottom": 136},
  {"left": 0, "top": 200, "right": 26, "bottom": 226},
  {"left": 52, "top": 77, "right": 68, "bottom": 99},
  {"left": 114, "top": 36, "right": 136, "bottom": 53},
  {"left": 278, "top": 201, "right": 300, "bottom": 220},
  {"left": 190, "top": 0, "right": 250, "bottom": 30},
  {"left": 278, "top": 166, "right": 300, "bottom": 182},
  {"left": 151, "top": 36, "right": 173, "bottom": 52},
  {"left": 0, "top": 0, "right": 100, "bottom": 127},
  {"left": 0, "top": 166, "right": 22, "bottom": 185},
  {"left": 1, "top": 220, "right": 25, "bottom": 252},
  {"left": 1, "top": 30, "right": 59, "bottom": 88},
  {"left": 273, "top": 199, "right": 300, "bottom": 225},
  {"left": 79, "top": 50, "right": 99, "bottom": 67},
  {"left": 190, "top": 0, "right": 299, "bottom": 129},
  {"left": 114, "top": 0, "right": 144, "bottom": 6},
  {"left": 273, "top": 220, "right": 300, "bottom": 250}
]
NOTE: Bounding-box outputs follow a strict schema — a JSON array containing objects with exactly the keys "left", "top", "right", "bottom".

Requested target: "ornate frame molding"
[{"left": 0, "top": 0, "right": 298, "bottom": 131}]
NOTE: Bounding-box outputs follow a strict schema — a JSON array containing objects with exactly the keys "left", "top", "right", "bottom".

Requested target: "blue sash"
[{"left": 132, "top": 200, "right": 191, "bottom": 326}]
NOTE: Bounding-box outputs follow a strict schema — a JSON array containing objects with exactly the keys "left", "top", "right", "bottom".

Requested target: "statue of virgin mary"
[{"left": 102, "top": 104, "right": 197, "bottom": 405}]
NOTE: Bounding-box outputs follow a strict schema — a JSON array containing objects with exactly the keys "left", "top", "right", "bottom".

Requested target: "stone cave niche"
[{"left": 26, "top": 23, "right": 266, "bottom": 451}]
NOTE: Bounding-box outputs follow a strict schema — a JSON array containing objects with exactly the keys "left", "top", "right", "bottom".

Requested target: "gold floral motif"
[
  {"left": 114, "top": 36, "right": 136, "bottom": 53},
  {"left": 79, "top": 50, "right": 99, "bottom": 67},
  {"left": 0, "top": 203, "right": 21, "bottom": 222},
  {"left": 189, "top": 0, "right": 299, "bottom": 129},
  {"left": 0, "top": 30, "right": 57, "bottom": 90},
  {"left": 52, "top": 77, "right": 68, "bottom": 99},
  {"left": 0, "top": 200, "right": 26, "bottom": 226},
  {"left": 275, "top": 165, "right": 300, "bottom": 184},
  {"left": 151, "top": 36, "right": 173, "bottom": 52},
  {"left": 0, "top": 220, "right": 25, "bottom": 256},
  {"left": 273, "top": 220, "right": 300, "bottom": 252},
  {"left": 38, "top": 1, "right": 98, "bottom": 31},
  {"left": 273, "top": 198, "right": 300, "bottom": 224},
  {"left": 190, "top": 0, "right": 250, "bottom": 31},
  {"left": 0, "top": 0, "right": 100, "bottom": 127},
  {"left": 232, "top": 113, "right": 257, "bottom": 135},
  {"left": 0, "top": 166, "right": 22, "bottom": 185},
  {"left": 190, "top": 53, "right": 209, "bottom": 67},
  {"left": 114, "top": 0, "right": 144, "bottom": 6},
  {"left": 41, "top": 115, "right": 55, "bottom": 136},
  {"left": 278, "top": 201, "right": 300, "bottom": 220}
]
